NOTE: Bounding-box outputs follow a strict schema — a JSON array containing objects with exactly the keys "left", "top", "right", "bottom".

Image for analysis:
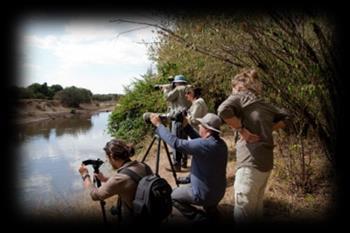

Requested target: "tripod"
[
  {"left": 91, "top": 163, "right": 107, "bottom": 224},
  {"left": 82, "top": 159, "right": 107, "bottom": 224},
  {"left": 141, "top": 133, "right": 179, "bottom": 187}
]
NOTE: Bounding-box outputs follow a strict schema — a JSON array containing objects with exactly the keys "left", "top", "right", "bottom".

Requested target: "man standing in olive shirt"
[{"left": 218, "top": 69, "right": 289, "bottom": 223}]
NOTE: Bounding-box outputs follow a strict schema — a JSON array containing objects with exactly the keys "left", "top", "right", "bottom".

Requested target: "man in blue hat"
[{"left": 161, "top": 74, "right": 191, "bottom": 171}]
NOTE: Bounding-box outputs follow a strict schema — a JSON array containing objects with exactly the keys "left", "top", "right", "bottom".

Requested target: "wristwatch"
[{"left": 82, "top": 174, "right": 90, "bottom": 181}]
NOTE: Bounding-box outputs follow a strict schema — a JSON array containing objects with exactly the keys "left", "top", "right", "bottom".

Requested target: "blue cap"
[{"left": 173, "top": 75, "right": 187, "bottom": 83}]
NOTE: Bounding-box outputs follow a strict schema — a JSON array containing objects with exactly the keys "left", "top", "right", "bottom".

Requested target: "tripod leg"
[
  {"left": 93, "top": 176, "right": 108, "bottom": 224},
  {"left": 100, "top": 200, "right": 107, "bottom": 224},
  {"left": 141, "top": 136, "right": 157, "bottom": 162},
  {"left": 155, "top": 137, "right": 161, "bottom": 174},
  {"left": 162, "top": 140, "right": 179, "bottom": 187}
]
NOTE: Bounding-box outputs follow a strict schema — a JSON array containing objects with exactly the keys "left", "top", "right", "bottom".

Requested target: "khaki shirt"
[
  {"left": 90, "top": 160, "right": 151, "bottom": 209},
  {"left": 165, "top": 85, "right": 191, "bottom": 116},
  {"left": 187, "top": 97, "right": 208, "bottom": 131}
]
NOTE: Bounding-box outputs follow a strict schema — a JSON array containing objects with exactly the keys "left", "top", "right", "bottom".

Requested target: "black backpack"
[{"left": 119, "top": 164, "right": 173, "bottom": 223}]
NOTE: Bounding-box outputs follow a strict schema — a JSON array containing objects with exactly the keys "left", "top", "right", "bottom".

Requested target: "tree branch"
[{"left": 110, "top": 18, "right": 244, "bottom": 67}]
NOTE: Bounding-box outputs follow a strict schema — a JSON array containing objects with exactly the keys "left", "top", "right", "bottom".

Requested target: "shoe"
[
  {"left": 165, "top": 164, "right": 181, "bottom": 172},
  {"left": 177, "top": 176, "right": 191, "bottom": 184},
  {"left": 192, "top": 210, "right": 208, "bottom": 223}
]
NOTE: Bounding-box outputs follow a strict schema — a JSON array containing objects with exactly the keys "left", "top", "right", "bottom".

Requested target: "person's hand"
[
  {"left": 79, "top": 164, "right": 89, "bottom": 176},
  {"left": 183, "top": 115, "right": 189, "bottom": 127},
  {"left": 94, "top": 172, "right": 108, "bottom": 182},
  {"left": 150, "top": 113, "right": 161, "bottom": 127},
  {"left": 239, "top": 128, "right": 261, "bottom": 143}
]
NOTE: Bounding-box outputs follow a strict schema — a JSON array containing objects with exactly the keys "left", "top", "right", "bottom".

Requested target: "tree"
[
  {"left": 110, "top": 11, "right": 343, "bottom": 168},
  {"left": 54, "top": 86, "right": 92, "bottom": 108},
  {"left": 48, "top": 84, "right": 63, "bottom": 99}
]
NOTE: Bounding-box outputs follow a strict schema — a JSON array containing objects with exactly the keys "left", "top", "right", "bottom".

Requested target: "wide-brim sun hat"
[
  {"left": 196, "top": 113, "right": 222, "bottom": 133},
  {"left": 173, "top": 74, "right": 187, "bottom": 83}
]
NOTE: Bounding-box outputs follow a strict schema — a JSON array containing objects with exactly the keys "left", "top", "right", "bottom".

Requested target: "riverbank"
[{"left": 14, "top": 99, "right": 117, "bottom": 125}]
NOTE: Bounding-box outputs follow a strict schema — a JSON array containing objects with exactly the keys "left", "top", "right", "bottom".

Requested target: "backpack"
[{"left": 119, "top": 163, "right": 173, "bottom": 223}]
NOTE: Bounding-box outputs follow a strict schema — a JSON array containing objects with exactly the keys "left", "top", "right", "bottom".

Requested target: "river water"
[{"left": 14, "top": 112, "right": 114, "bottom": 220}]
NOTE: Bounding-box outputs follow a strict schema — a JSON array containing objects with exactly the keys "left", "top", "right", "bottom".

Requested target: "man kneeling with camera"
[
  {"left": 78, "top": 139, "right": 152, "bottom": 224},
  {"left": 150, "top": 112, "right": 228, "bottom": 223}
]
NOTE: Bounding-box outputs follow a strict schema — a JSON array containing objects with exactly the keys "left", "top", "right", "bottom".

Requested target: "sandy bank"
[{"left": 14, "top": 99, "right": 117, "bottom": 125}]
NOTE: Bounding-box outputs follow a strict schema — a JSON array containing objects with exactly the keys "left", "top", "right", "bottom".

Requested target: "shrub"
[
  {"left": 108, "top": 72, "right": 168, "bottom": 144},
  {"left": 54, "top": 86, "right": 92, "bottom": 108}
]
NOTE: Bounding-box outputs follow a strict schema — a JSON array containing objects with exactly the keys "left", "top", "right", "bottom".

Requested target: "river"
[{"left": 14, "top": 112, "right": 115, "bottom": 220}]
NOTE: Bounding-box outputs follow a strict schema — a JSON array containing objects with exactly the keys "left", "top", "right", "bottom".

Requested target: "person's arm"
[
  {"left": 79, "top": 165, "right": 120, "bottom": 201},
  {"left": 94, "top": 172, "right": 109, "bottom": 183},
  {"left": 222, "top": 116, "right": 261, "bottom": 143},
  {"left": 79, "top": 164, "right": 93, "bottom": 189},
  {"left": 218, "top": 96, "right": 260, "bottom": 143},
  {"left": 165, "top": 87, "right": 178, "bottom": 102},
  {"left": 222, "top": 116, "right": 242, "bottom": 130},
  {"left": 150, "top": 113, "right": 203, "bottom": 154}
]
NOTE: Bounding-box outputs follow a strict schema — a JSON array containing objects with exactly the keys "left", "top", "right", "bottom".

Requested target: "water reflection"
[
  {"left": 15, "top": 112, "right": 113, "bottom": 218},
  {"left": 17, "top": 116, "right": 92, "bottom": 140}
]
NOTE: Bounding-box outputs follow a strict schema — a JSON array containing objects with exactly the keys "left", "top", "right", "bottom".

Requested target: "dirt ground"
[{"left": 133, "top": 129, "right": 237, "bottom": 225}]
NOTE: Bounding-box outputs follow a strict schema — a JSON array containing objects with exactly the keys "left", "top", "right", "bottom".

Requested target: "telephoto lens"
[
  {"left": 142, "top": 112, "right": 152, "bottom": 124},
  {"left": 142, "top": 112, "right": 170, "bottom": 125}
]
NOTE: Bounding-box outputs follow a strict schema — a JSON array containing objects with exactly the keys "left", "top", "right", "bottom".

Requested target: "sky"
[{"left": 17, "top": 13, "right": 160, "bottom": 94}]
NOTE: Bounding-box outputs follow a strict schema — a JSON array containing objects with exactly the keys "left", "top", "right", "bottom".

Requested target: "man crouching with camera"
[
  {"left": 78, "top": 139, "right": 152, "bottom": 224},
  {"left": 150, "top": 112, "right": 228, "bottom": 223}
]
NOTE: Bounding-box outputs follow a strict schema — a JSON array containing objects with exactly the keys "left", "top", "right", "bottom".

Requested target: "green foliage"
[
  {"left": 48, "top": 84, "right": 63, "bottom": 99},
  {"left": 111, "top": 12, "right": 339, "bottom": 169},
  {"left": 27, "top": 83, "right": 49, "bottom": 99},
  {"left": 92, "top": 94, "right": 120, "bottom": 102},
  {"left": 13, "top": 86, "right": 34, "bottom": 99},
  {"left": 16, "top": 83, "right": 63, "bottom": 100},
  {"left": 108, "top": 72, "right": 168, "bottom": 143},
  {"left": 147, "top": 12, "right": 339, "bottom": 163},
  {"left": 54, "top": 86, "right": 92, "bottom": 108}
]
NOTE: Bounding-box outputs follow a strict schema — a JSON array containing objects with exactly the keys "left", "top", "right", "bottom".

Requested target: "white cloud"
[{"left": 21, "top": 17, "right": 159, "bottom": 94}]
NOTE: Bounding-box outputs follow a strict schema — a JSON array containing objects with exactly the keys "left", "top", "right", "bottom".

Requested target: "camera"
[
  {"left": 154, "top": 83, "right": 175, "bottom": 91},
  {"left": 82, "top": 158, "right": 104, "bottom": 172},
  {"left": 143, "top": 110, "right": 187, "bottom": 124},
  {"left": 154, "top": 76, "right": 175, "bottom": 90},
  {"left": 143, "top": 112, "right": 171, "bottom": 124}
]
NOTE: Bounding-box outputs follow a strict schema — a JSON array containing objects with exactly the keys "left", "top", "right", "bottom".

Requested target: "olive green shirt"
[{"left": 217, "top": 91, "right": 288, "bottom": 172}]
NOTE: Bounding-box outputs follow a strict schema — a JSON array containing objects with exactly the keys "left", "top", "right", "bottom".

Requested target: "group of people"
[{"left": 78, "top": 69, "right": 289, "bottom": 225}]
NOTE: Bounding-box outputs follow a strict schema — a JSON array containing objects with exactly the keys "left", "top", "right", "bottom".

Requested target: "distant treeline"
[{"left": 13, "top": 82, "right": 120, "bottom": 107}]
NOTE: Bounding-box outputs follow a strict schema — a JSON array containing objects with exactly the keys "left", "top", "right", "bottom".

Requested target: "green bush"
[
  {"left": 14, "top": 83, "right": 64, "bottom": 100},
  {"left": 108, "top": 72, "right": 168, "bottom": 143},
  {"left": 92, "top": 94, "right": 119, "bottom": 102},
  {"left": 54, "top": 86, "right": 92, "bottom": 108}
]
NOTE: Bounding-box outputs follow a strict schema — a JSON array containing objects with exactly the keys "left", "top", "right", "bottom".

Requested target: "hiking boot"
[
  {"left": 177, "top": 176, "right": 191, "bottom": 184},
  {"left": 165, "top": 164, "right": 181, "bottom": 172}
]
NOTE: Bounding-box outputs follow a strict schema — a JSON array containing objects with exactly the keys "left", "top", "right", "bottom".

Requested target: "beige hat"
[{"left": 196, "top": 113, "right": 222, "bottom": 133}]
